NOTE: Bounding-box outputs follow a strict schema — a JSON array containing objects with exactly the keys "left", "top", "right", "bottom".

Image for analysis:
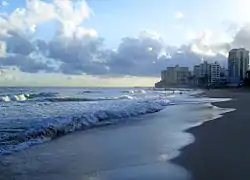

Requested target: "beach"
[{"left": 173, "top": 88, "right": 250, "bottom": 180}]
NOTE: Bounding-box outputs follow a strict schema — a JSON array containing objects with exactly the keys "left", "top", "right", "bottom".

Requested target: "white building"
[
  {"left": 193, "top": 61, "right": 223, "bottom": 86},
  {"left": 228, "top": 48, "right": 249, "bottom": 84},
  {"left": 210, "top": 62, "right": 221, "bottom": 85}
]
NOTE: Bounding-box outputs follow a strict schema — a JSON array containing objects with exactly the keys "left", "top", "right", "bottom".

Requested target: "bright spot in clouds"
[{"left": 147, "top": 47, "right": 153, "bottom": 51}]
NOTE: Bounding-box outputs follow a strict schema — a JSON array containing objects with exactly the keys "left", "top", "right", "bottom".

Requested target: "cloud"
[
  {"left": 0, "top": 0, "right": 56, "bottom": 36},
  {"left": 106, "top": 31, "right": 169, "bottom": 76},
  {"left": 188, "top": 30, "right": 231, "bottom": 56},
  {"left": 0, "top": 0, "right": 97, "bottom": 74},
  {"left": 0, "top": 53, "right": 56, "bottom": 73},
  {"left": 3, "top": 30, "right": 35, "bottom": 55},
  {"left": 231, "top": 23, "right": 250, "bottom": 49},
  {"left": 0, "top": 40, "right": 6, "bottom": 57},
  {"left": 0, "top": 1, "right": 8, "bottom": 7},
  {"left": 48, "top": 34, "right": 107, "bottom": 75},
  {"left": 175, "top": 11, "right": 184, "bottom": 19},
  {"left": 53, "top": 0, "right": 93, "bottom": 38}
]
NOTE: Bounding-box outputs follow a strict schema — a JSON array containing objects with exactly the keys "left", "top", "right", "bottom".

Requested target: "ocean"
[{"left": 0, "top": 87, "right": 233, "bottom": 180}]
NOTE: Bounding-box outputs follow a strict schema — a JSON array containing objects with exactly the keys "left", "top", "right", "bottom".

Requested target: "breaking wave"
[
  {"left": 0, "top": 94, "right": 27, "bottom": 102},
  {"left": 45, "top": 95, "right": 135, "bottom": 102},
  {"left": 0, "top": 92, "right": 58, "bottom": 102},
  {"left": 122, "top": 89, "right": 147, "bottom": 94},
  {"left": 0, "top": 93, "right": 134, "bottom": 103}
]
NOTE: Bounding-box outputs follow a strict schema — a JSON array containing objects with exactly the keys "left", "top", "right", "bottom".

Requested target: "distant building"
[
  {"left": 228, "top": 48, "right": 249, "bottom": 85},
  {"left": 210, "top": 62, "right": 221, "bottom": 85},
  {"left": 192, "top": 65, "right": 200, "bottom": 86},
  {"left": 220, "top": 67, "right": 228, "bottom": 77},
  {"left": 199, "top": 61, "right": 211, "bottom": 78},
  {"left": 193, "top": 61, "right": 212, "bottom": 86},
  {"left": 192, "top": 61, "right": 225, "bottom": 87},
  {"left": 155, "top": 65, "right": 190, "bottom": 88},
  {"left": 193, "top": 65, "right": 200, "bottom": 78},
  {"left": 177, "top": 67, "right": 191, "bottom": 84}
]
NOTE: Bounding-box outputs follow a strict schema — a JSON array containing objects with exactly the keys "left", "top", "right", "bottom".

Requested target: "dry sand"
[{"left": 173, "top": 88, "right": 250, "bottom": 180}]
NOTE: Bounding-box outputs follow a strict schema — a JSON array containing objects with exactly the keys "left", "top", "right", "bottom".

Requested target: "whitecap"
[
  {"left": 0, "top": 96, "right": 11, "bottom": 102},
  {"left": 13, "top": 94, "right": 27, "bottom": 101}
]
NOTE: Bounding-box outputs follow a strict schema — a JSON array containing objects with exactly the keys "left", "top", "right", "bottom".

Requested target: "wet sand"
[{"left": 173, "top": 89, "right": 250, "bottom": 180}]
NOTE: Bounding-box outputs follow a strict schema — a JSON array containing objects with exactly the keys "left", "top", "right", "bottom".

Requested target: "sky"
[{"left": 0, "top": 0, "right": 250, "bottom": 86}]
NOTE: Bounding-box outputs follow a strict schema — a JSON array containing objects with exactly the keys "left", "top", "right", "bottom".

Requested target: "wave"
[
  {"left": 0, "top": 98, "right": 170, "bottom": 155},
  {"left": 0, "top": 94, "right": 28, "bottom": 102},
  {"left": 0, "top": 92, "right": 134, "bottom": 103},
  {"left": 81, "top": 90, "right": 103, "bottom": 94},
  {"left": 122, "top": 89, "right": 147, "bottom": 94},
  {"left": 28, "top": 92, "right": 58, "bottom": 99},
  {"left": 0, "top": 92, "right": 58, "bottom": 102},
  {"left": 43, "top": 95, "right": 135, "bottom": 102},
  {"left": 0, "top": 96, "right": 11, "bottom": 102}
]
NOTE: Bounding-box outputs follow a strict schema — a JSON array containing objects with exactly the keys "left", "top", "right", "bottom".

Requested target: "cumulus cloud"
[
  {"left": 106, "top": 31, "right": 169, "bottom": 76},
  {"left": 0, "top": 0, "right": 97, "bottom": 74},
  {"left": 0, "top": 40, "right": 6, "bottom": 57},
  {"left": 0, "top": 53, "right": 55, "bottom": 73},
  {"left": 0, "top": 0, "right": 249, "bottom": 77},
  {"left": 231, "top": 23, "right": 250, "bottom": 49},
  {"left": 188, "top": 30, "right": 231, "bottom": 56}
]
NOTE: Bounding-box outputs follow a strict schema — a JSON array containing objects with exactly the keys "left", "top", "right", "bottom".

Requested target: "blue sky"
[{"left": 0, "top": 0, "right": 249, "bottom": 86}]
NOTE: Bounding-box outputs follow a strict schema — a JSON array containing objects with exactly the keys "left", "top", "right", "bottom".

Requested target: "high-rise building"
[
  {"left": 193, "top": 61, "right": 223, "bottom": 86},
  {"left": 199, "top": 61, "right": 211, "bottom": 78},
  {"left": 177, "top": 67, "right": 191, "bottom": 85},
  {"left": 210, "top": 62, "right": 221, "bottom": 85},
  {"left": 228, "top": 48, "right": 249, "bottom": 84}
]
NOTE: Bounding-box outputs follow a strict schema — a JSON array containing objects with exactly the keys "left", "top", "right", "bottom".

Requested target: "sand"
[{"left": 173, "top": 88, "right": 250, "bottom": 180}]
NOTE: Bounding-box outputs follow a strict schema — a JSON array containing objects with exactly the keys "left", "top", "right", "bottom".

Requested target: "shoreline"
[{"left": 172, "top": 89, "right": 250, "bottom": 180}]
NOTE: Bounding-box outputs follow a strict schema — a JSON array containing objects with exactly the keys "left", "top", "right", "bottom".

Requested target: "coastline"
[{"left": 172, "top": 89, "right": 250, "bottom": 180}]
